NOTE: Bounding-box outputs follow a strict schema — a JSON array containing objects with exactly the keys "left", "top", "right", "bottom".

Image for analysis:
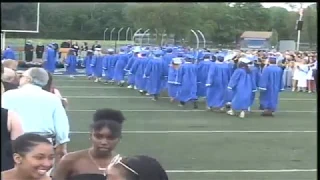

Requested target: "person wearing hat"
[
  {"left": 226, "top": 57, "right": 257, "bottom": 118},
  {"left": 259, "top": 56, "right": 284, "bottom": 117},
  {"left": 247, "top": 56, "right": 261, "bottom": 112},
  {"left": 167, "top": 57, "right": 182, "bottom": 103},
  {"left": 24, "top": 40, "right": 34, "bottom": 62},
  {"left": 103, "top": 49, "right": 116, "bottom": 83},
  {"left": 113, "top": 47, "right": 129, "bottom": 87},
  {"left": 206, "top": 54, "right": 232, "bottom": 112},
  {"left": 125, "top": 48, "right": 141, "bottom": 89},
  {"left": 44, "top": 44, "right": 57, "bottom": 73},
  {"left": 197, "top": 52, "right": 213, "bottom": 98},
  {"left": 129, "top": 51, "right": 149, "bottom": 95},
  {"left": 35, "top": 42, "right": 44, "bottom": 61},
  {"left": 65, "top": 49, "right": 77, "bottom": 78},
  {"left": 144, "top": 50, "right": 165, "bottom": 101},
  {"left": 175, "top": 54, "right": 198, "bottom": 109},
  {"left": 84, "top": 50, "right": 94, "bottom": 79},
  {"left": 91, "top": 48, "right": 104, "bottom": 82}
]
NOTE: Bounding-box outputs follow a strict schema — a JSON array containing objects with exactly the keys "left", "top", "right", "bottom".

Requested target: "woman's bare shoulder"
[{"left": 61, "top": 149, "right": 89, "bottom": 162}]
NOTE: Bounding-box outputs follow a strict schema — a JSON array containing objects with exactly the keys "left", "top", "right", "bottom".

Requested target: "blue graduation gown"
[
  {"left": 44, "top": 47, "right": 56, "bottom": 73},
  {"left": 144, "top": 57, "right": 165, "bottom": 95},
  {"left": 102, "top": 55, "right": 114, "bottom": 80},
  {"left": 91, "top": 55, "right": 103, "bottom": 77},
  {"left": 130, "top": 57, "right": 149, "bottom": 91},
  {"left": 259, "top": 64, "right": 284, "bottom": 111},
  {"left": 84, "top": 55, "right": 93, "bottom": 76},
  {"left": 175, "top": 62, "right": 198, "bottom": 102},
  {"left": 65, "top": 55, "right": 77, "bottom": 74},
  {"left": 113, "top": 53, "right": 129, "bottom": 82},
  {"left": 206, "top": 62, "right": 231, "bottom": 108},
  {"left": 227, "top": 68, "right": 257, "bottom": 111},
  {"left": 124, "top": 56, "right": 136, "bottom": 85},
  {"left": 197, "top": 60, "right": 212, "bottom": 97},
  {"left": 249, "top": 65, "right": 261, "bottom": 106},
  {"left": 3, "top": 48, "right": 15, "bottom": 60},
  {"left": 162, "top": 53, "right": 176, "bottom": 88},
  {"left": 167, "top": 66, "right": 180, "bottom": 99}
]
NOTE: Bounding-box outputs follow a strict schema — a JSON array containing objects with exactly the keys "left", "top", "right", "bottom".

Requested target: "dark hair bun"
[{"left": 93, "top": 108, "right": 125, "bottom": 124}]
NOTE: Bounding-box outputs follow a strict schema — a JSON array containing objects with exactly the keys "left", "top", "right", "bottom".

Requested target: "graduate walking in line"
[
  {"left": 44, "top": 44, "right": 56, "bottom": 73},
  {"left": 206, "top": 55, "right": 232, "bottom": 112},
  {"left": 103, "top": 49, "right": 116, "bottom": 83},
  {"left": 125, "top": 48, "right": 140, "bottom": 89},
  {"left": 113, "top": 47, "right": 129, "bottom": 86},
  {"left": 175, "top": 54, "right": 198, "bottom": 109},
  {"left": 167, "top": 58, "right": 183, "bottom": 103},
  {"left": 259, "top": 56, "right": 284, "bottom": 117},
  {"left": 144, "top": 50, "right": 166, "bottom": 101},
  {"left": 130, "top": 51, "right": 150, "bottom": 95},
  {"left": 197, "top": 52, "right": 213, "bottom": 98},
  {"left": 84, "top": 50, "right": 94, "bottom": 79},
  {"left": 227, "top": 57, "right": 257, "bottom": 118},
  {"left": 65, "top": 49, "right": 77, "bottom": 78},
  {"left": 91, "top": 48, "right": 104, "bottom": 82}
]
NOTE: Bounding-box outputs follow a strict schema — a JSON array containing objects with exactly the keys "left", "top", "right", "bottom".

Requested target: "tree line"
[{"left": 2, "top": 3, "right": 317, "bottom": 46}]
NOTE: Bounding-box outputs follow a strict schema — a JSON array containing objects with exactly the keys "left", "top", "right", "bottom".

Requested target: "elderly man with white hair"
[
  {"left": 2, "top": 67, "right": 70, "bottom": 168},
  {"left": 2, "top": 67, "right": 19, "bottom": 91}
]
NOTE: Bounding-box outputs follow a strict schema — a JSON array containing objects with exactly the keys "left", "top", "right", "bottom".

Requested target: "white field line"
[
  {"left": 164, "top": 169, "right": 316, "bottom": 173},
  {"left": 63, "top": 95, "right": 316, "bottom": 101},
  {"left": 70, "top": 130, "right": 316, "bottom": 134},
  {"left": 67, "top": 109, "right": 316, "bottom": 113}
]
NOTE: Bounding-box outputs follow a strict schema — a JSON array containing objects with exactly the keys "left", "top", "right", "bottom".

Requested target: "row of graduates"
[{"left": 82, "top": 46, "right": 284, "bottom": 118}]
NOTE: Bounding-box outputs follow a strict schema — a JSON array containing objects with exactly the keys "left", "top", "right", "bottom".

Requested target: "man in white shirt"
[{"left": 2, "top": 67, "right": 70, "bottom": 166}]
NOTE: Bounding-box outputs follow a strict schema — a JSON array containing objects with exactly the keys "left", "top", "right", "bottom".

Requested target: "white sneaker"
[
  {"left": 127, "top": 85, "right": 133, "bottom": 89},
  {"left": 248, "top": 107, "right": 251, "bottom": 112},
  {"left": 239, "top": 111, "right": 245, "bottom": 118},
  {"left": 134, "top": 86, "right": 138, "bottom": 90},
  {"left": 227, "top": 110, "right": 235, "bottom": 116}
]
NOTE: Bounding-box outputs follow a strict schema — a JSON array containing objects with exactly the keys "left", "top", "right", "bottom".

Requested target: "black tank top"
[{"left": 1, "top": 108, "right": 14, "bottom": 171}]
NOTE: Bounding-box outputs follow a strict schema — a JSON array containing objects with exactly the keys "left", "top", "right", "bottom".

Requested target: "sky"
[{"left": 261, "top": 3, "right": 315, "bottom": 11}]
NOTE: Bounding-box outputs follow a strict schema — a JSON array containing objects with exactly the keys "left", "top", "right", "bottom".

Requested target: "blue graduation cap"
[
  {"left": 268, "top": 56, "right": 277, "bottom": 63},
  {"left": 176, "top": 51, "right": 184, "bottom": 57},
  {"left": 185, "top": 54, "right": 195, "bottom": 62},
  {"left": 140, "top": 50, "right": 148, "bottom": 56},
  {"left": 153, "top": 50, "right": 163, "bottom": 56}
]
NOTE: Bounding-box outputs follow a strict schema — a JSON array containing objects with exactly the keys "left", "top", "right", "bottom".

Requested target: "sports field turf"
[{"left": 54, "top": 75, "right": 317, "bottom": 180}]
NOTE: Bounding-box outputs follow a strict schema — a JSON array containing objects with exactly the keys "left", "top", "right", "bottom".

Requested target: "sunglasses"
[{"left": 108, "top": 154, "right": 139, "bottom": 176}]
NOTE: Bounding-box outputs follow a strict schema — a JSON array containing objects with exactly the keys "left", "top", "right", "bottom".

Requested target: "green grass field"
[{"left": 54, "top": 75, "right": 317, "bottom": 180}]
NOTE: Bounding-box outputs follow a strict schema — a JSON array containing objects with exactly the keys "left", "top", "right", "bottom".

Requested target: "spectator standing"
[
  {"left": 36, "top": 42, "right": 45, "bottom": 60},
  {"left": 2, "top": 67, "right": 19, "bottom": 91},
  {"left": 24, "top": 40, "right": 34, "bottom": 62},
  {"left": 2, "top": 67, "right": 70, "bottom": 167},
  {"left": 1, "top": 81, "right": 24, "bottom": 171}
]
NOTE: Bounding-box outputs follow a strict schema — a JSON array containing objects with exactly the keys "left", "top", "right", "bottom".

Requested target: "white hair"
[
  {"left": 25, "top": 68, "right": 49, "bottom": 87},
  {"left": 2, "top": 68, "right": 16, "bottom": 82}
]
